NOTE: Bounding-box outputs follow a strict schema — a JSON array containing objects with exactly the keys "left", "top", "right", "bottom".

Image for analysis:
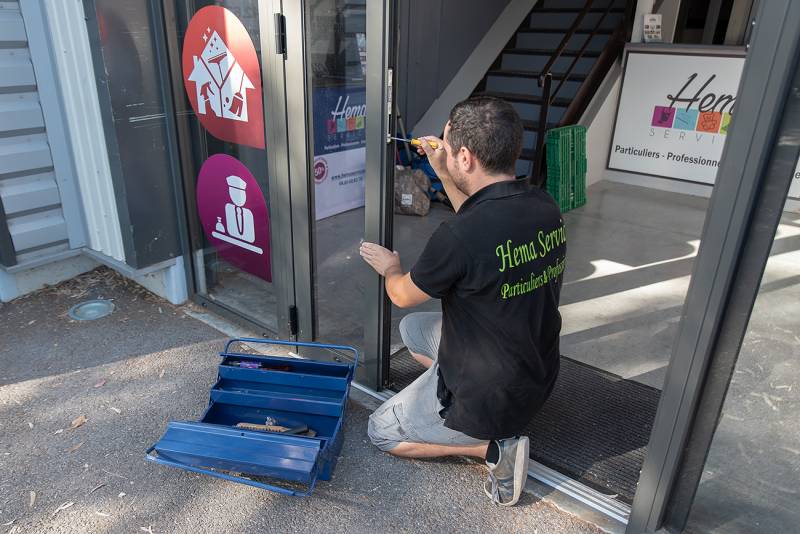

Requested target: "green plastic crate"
[{"left": 544, "top": 125, "right": 587, "bottom": 213}]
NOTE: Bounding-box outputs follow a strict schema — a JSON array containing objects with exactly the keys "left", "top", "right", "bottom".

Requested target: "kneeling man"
[{"left": 360, "top": 96, "right": 566, "bottom": 506}]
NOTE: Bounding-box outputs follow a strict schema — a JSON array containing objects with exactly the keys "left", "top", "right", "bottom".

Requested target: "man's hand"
[
  {"left": 359, "top": 241, "right": 431, "bottom": 308},
  {"left": 360, "top": 242, "right": 401, "bottom": 277},
  {"left": 417, "top": 136, "right": 448, "bottom": 180},
  {"left": 417, "top": 132, "right": 468, "bottom": 212}
]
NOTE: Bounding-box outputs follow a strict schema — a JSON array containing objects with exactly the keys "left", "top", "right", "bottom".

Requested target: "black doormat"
[{"left": 388, "top": 349, "right": 660, "bottom": 505}]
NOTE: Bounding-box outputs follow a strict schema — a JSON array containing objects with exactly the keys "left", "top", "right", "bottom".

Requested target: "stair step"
[
  {"left": 532, "top": 7, "right": 625, "bottom": 13},
  {"left": 504, "top": 47, "right": 602, "bottom": 57},
  {"left": 521, "top": 27, "right": 614, "bottom": 34},
  {"left": 478, "top": 91, "right": 571, "bottom": 108},
  {"left": 488, "top": 69, "right": 588, "bottom": 82}
]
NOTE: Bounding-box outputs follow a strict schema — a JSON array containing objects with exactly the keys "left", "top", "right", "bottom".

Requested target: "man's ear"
[{"left": 460, "top": 147, "right": 475, "bottom": 172}]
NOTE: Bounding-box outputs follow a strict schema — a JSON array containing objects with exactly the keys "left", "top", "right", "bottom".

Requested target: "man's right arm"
[{"left": 418, "top": 137, "right": 468, "bottom": 212}]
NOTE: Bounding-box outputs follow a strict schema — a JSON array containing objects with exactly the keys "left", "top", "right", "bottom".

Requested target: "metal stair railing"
[{"left": 530, "top": 0, "right": 633, "bottom": 187}]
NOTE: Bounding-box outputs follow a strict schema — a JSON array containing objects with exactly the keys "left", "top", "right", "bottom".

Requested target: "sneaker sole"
[{"left": 502, "top": 436, "right": 529, "bottom": 507}]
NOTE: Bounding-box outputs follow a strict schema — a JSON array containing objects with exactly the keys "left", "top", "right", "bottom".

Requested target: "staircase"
[{"left": 473, "top": 0, "right": 632, "bottom": 179}]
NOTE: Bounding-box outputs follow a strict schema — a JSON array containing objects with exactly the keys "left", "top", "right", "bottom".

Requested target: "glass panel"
[
  {"left": 685, "top": 188, "right": 800, "bottom": 533},
  {"left": 304, "top": 0, "right": 369, "bottom": 352},
  {"left": 173, "top": 1, "right": 278, "bottom": 331}
]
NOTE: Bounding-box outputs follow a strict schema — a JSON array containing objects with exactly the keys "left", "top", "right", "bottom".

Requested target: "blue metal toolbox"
[{"left": 146, "top": 338, "right": 358, "bottom": 496}]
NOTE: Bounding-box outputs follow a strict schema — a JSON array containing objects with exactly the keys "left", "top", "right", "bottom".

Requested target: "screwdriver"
[{"left": 388, "top": 136, "right": 440, "bottom": 150}]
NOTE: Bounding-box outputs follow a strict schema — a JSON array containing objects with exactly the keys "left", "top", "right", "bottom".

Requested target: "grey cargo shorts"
[{"left": 367, "top": 312, "right": 485, "bottom": 451}]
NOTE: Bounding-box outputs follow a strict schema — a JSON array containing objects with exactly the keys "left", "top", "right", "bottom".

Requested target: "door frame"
[
  {"left": 362, "top": 0, "right": 397, "bottom": 390},
  {"left": 280, "top": 0, "right": 316, "bottom": 343},
  {"left": 160, "top": 0, "right": 311, "bottom": 340}
]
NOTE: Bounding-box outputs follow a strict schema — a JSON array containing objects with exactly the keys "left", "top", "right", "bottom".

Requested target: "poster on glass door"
[
  {"left": 182, "top": 6, "right": 265, "bottom": 149},
  {"left": 608, "top": 50, "right": 745, "bottom": 185},
  {"left": 312, "top": 86, "right": 367, "bottom": 220}
]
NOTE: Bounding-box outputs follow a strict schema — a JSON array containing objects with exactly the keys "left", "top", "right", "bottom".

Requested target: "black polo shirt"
[{"left": 410, "top": 179, "right": 566, "bottom": 440}]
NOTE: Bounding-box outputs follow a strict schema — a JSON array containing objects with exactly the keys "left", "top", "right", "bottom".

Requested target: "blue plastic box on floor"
[{"left": 146, "top": 338, "right": 358, "bottom": 496}]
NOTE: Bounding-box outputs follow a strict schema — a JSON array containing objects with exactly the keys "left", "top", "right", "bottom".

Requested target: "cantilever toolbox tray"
[{"left": 146, "top": 338, "right": 358, "bottom": 496}]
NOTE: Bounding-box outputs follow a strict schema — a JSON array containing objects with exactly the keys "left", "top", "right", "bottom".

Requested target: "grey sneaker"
[{"left": 484, "top": 436, "right": 530, "bottom": 506}]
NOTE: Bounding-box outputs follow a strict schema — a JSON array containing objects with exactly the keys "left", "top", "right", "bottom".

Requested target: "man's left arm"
[{"left": 359, "top": 242, "right": 431, "bottom": 308}]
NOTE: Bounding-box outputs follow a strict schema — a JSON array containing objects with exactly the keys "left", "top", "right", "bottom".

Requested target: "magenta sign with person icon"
[{"left": 196, "top": 154, "right": 271, "bottom": 282}]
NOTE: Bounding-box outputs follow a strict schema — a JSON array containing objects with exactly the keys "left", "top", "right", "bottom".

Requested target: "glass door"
[
  {"left": 301, "top": 1, "right": 370, "bottom": 353},
  {"left": 166, "top": 0, "right": 295, "bottom": 336}
]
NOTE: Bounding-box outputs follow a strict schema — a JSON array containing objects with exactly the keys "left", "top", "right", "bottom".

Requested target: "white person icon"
[{"left": 211, "top": 175, "right": 263, "bottom": 255}]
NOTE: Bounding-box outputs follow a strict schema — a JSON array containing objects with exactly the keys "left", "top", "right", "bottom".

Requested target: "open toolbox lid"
[
  {"left": 145, "top": 338, "right": 359, "bottom": 497},
  {"left": 146, "top": 422, "right": 323, "bottom": 496},
  {"left": 219, "top": 338, "right": 358, "bottom": 377}
]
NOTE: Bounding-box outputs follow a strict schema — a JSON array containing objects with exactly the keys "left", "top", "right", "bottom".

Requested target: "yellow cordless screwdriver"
[{"left": 388, "top": 136, "right": 440, "bottom": 150}]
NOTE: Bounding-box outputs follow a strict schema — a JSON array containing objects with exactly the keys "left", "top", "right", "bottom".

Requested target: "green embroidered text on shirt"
[
  {"left": 500, "top": 256, "right": 566, "bottom": 300},
  {"left": 495, "top": 224, "right": 566, "bottom": 273}
]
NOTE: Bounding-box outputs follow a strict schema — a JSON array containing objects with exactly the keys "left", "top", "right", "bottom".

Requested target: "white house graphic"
[{"left": 188, "top": 29, "right": 254, "bottom": 122}]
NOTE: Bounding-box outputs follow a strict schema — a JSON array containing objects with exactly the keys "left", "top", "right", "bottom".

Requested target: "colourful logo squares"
[
  {"left": 651, "top": 105, "right": 729, "bottom": 135},
  {"left": 652, "top": 106, "right": 675, "bottom": 127},
  {"left": 697, "top": 111, "right": 722, "bottom": 133},
  {"left": 673, "top": 109, "right": 698, "bottom": 131},
  {"left": 328, "top": 115, "right": 366, "bottom": 133},
  {"left": 719, "top": 112, "right": 732, "bottom": 135}
]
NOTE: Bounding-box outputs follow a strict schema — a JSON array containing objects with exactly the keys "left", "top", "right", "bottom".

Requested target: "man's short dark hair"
[{"left": 446, "top": 96, "right": 523, "bottom": 175}]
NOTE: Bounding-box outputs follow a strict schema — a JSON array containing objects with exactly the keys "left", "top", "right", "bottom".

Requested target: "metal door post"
[
  {"left": 627, "top": 1, "right": 800, "bottom": 531},
  {"left": 363, "top": 0, "right": 396, "bottom": 389}
]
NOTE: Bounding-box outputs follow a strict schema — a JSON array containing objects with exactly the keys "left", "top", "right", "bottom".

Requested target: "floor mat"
[{"left": 388, "top": 349, "right": 660, "bottom": 505}]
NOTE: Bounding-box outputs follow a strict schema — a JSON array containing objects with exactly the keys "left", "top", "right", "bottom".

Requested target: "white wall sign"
[{"left": 608, "top": 49, "right": 746, "bottom": 186}]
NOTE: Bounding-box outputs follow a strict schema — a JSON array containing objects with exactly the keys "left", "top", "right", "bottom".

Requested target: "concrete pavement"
[{"left": 0, "top": 268, "right": 602, "bottom": 533}]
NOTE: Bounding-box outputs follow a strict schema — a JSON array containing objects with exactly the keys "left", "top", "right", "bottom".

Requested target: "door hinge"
[
  {"left": 274, "top": 13, "right": 287, "bottom": 55},
  {"left": 289, "top": 305, "right": 298, "bottom": 336}
]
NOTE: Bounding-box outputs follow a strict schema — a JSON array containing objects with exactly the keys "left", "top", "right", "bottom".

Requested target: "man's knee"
[
  {"left": 399, "top": 312, "right": 436, "bottom": 358},
  {"left": 367, "top": 396, "right": 414, "bottom": 453},
  {"left": 367, "top": 409, "right": 403, "bottom": 452},
  {"left": 398, "top": 314, "right": 417, "bottom": 347}
]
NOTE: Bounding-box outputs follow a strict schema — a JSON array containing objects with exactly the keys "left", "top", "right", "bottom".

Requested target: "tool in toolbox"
[
  {"left": 145, "top": 338, "right": 358, "bottom": 497},
  {"left": 388, "top": 136, "right": 440, "bottom": 150}
]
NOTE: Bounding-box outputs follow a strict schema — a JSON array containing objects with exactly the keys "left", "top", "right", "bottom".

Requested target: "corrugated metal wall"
[
  {"left": 41, "top": 0, "right": 125, "bottom": 262},
  {"left": 0, "top": 0, "right": 69, "bottom": 264}
]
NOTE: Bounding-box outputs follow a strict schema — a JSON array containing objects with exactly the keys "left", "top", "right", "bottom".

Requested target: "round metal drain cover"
[{"left": 68, "top": 299, "right": 115, "bottom": 321}]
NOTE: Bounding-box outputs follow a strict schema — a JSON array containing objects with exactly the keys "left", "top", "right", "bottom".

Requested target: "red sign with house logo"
[{"left": 182, "top": 6, "right": 265, "bottom": 149}]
